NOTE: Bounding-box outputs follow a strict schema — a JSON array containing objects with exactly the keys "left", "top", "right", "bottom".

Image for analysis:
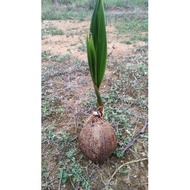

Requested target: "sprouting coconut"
[{"left": 78, "top": 0, "right": 118, "bottom": 164}]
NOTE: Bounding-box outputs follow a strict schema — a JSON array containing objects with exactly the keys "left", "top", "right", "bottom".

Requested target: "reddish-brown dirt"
[{"left": 42, "top": 20, "right": 147, "bottom": 62}]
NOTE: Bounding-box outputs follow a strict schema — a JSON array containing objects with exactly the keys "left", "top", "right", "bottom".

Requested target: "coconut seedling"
[{"left": 78, "top": 0, "right": 118, "bottom": 164}]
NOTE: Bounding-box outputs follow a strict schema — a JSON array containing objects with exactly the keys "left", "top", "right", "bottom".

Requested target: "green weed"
[
  {"left": 115, "top": 18, "right": 148, "bottom": 33},
  {"left": 71, "top": 42, "right": 78, "bottom": 46},
  {"left": 130, "top": 35, "right": 148, "bottom": 42},
  {"left": 42, "top": 50, "right": 51, "bottom": 61},
  {"left": 42, "top": 100, "right": 54, "bottom": 118},
  {"left": 42, "top": 0, "right": 148, "bottom": 20},
  {"left": 42, "top": 26, "right": 64, "bottom": 36},
  {"left": 121, "top": 40, "right": 132, "bottom": 44},
  {"left": 58, "top": 154, "right": 90, "bottom": 189},
  {"left": 78, "top": 44, "right": 86, "bottom": 52},
  {"left": 56, "top": 106, "right": 64, "bottom": 114},
  {"left": 42, "top": 5, "right": 91, "bottom": 20},
  {"left": 42, "top": 122, "right": 90, "bottom": 189},
  {"left": 42, "top": 51, "right": 71, "bottom": 63},
  {"left": 104, "top": 0, "right": 148, "bottom": 9}
]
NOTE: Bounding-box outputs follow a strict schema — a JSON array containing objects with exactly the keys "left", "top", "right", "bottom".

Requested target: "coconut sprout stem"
[
  {"left": 108, "top": 158, "right": 148, "bottom": 183},
  {"left": 94, "top": 84, "right": 103, "bottom": 108}
]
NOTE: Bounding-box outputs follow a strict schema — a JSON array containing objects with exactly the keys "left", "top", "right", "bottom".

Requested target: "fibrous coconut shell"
[{"left": 78, "top": 115, "right": 118, "bottom": 164}]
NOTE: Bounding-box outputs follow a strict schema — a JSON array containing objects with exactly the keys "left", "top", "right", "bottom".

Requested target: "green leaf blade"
[
  {"left": 90, "top": 0, "right": 107, "bottom": 88},
  {"left": 96, "top": 0, "right": 107, "bottom": 87},
  {"left": 86, "top": 34, "right": 97, "bottom": 85}
]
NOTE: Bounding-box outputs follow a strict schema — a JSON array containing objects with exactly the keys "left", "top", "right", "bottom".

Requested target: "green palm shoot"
[{"left": 86, "top": 0, "right": 107, "bottom": 111}]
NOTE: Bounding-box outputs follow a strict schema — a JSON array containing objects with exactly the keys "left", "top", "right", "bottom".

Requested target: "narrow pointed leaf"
[
  {"left": 86, "top": 34, "right": 97, "bottom": 85},
  {"left": 90, "top": 0, "right": 107, "bottom": 88}
]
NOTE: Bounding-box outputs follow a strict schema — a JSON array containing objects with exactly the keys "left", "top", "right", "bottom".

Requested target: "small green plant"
[
  {"left": 42, "top": 100, "right": 53, "bottom": 118},
  {"left": 58, "top": 151, "right": 90, "bottom": 189},
  {"left": 78, "top": 44, "right": 86, "bottom": 51},
  {"left": 121, "top": 40, "right": 132, "bottom": 44},
  {"left": 42, "top": 4, "right": 91, "bottom": 20},
  {"left": 42, "top": 26, "right": 64, "bottom": 36},
  {"left": 56, "top": 106, "right": 64, "bottom": 114},
  {"left": 115, "top": 18, "right": 148, "bottom": 33},
  {"left": 130, "top": 35, "right": 148, "bottom": 42},
  {"left": 42, "top": 50, "right": 50, "bottom": 61}
]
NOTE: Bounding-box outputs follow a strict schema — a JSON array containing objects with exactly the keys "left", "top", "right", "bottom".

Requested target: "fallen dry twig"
[
  {"left": 122, "top": 118, "right": 148, "bottom": 155},
  {"left": 108, "top": 157, "right": 148, "bottom": 183},
  {"left": 108, "top": 44, "right": 115, "bottom": 57}
]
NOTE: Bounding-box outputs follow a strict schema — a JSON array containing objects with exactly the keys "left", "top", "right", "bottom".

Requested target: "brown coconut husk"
[{"left": 78, "top": 113, "right": 118, "bottom": 164}]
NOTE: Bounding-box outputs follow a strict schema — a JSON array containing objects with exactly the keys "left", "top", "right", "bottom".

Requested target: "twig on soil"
[
  {"left": 108, "top": 158, "right": 148, "bottom": 183},
  {"left": 97, "top": 169, "right": 107, "bottom": 187},
  {"left": 108, "top": 44, "right": 115, "bottom": 57},
  {"left": 70, "top": 136, "right": 78, "bottom": 142},
  {"left": 121, "top": 118, "right": 148, "bottom": 155},
  {"left": 58, "top": 169, "right": 63, "bottom": 190}
]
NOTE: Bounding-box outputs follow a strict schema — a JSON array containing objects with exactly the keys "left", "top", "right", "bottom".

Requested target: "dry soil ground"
[
  {"left": 42, "top": 20, "right": 147, "bottom": 62},
  {"left": 42, "top": 10, "right": 148, "bottom": 190}
]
